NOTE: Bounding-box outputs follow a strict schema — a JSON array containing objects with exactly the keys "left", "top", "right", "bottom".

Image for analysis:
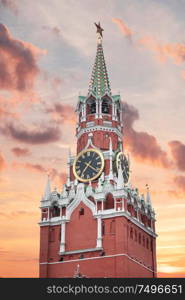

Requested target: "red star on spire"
[{"left": 94, "top": 22, "right": 104, "bottom": 37}]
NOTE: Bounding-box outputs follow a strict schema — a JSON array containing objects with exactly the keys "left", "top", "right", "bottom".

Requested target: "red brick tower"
[{"left": 39, "top": 23, "right": 157, "bottom": 278}]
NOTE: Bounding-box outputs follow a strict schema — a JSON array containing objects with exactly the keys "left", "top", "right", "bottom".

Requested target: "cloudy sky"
[{"left": 0, "top": 0, "right": 185, "bottom": 277}]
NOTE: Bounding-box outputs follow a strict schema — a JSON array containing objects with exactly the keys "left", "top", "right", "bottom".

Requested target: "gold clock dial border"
[{"left": 73, "top": 148, "right": 105, "bottom": 183}]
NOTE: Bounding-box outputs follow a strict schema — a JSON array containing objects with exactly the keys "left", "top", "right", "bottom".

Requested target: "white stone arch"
[{"left": 66, "top": 183, "right": 96, "bottom": 220}]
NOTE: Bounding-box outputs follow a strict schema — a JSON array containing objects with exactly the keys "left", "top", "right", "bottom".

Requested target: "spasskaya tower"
[{"left": 39, "top": 22, "right": 157, "bottom": 278}]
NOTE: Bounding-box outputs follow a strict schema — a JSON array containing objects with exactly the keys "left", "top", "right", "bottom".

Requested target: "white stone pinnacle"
[
  {"left": 61, "top": 184, "right": 68, "bottom": 198},
  {"left": 66, "top": 148, "right": 71, "bottom": 187},
  {"left": 146, "top": 185, "right": 152, "bottom": 206},
  {"left": 43, "top": 175, "right": 51, "bottom": 201}
]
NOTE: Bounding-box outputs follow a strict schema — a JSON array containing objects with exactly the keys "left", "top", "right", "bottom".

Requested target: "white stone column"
[
  {"left": 60, "top": 221, "right": 66, "bottom": 253},
  {"left": 112, "top": 103, "right": 115, "bottom": 120},
  {"left": 95, "top": 100, "right": 99, "bottom": 119},
  {"left": 122, "top": 199, "right": 125, "bottom": 211},
  {"left": 96, "top": 216, "right": 102, "bottom": 248},
  {"left": 109, "top": 137, "right": 114, "bottom": 180},
  {"left": 99, "top": 99, "right": 102, "bottom": 118},
  {"left": 81, "top": 103, "right": 86, "bottom": 121},
  {"left": 95, "top": 201, "right": 98, "bottom": 213}
]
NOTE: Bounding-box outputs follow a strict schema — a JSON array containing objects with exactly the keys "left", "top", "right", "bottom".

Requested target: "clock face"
[
  {"left": 116, "top": 152, "right": 129, "bottom": 183},
  {"left": 73, "top": 149, "right": 104, "bottom": 182}
]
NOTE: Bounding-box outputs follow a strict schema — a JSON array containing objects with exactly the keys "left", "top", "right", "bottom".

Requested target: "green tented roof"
[{"left": 88, "top": 42, "right": 111, "bottom": 98}]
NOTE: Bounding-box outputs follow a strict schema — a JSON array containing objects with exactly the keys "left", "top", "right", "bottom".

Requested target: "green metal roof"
[{"left": 88, "top": 41, "right": 111, "bottom": 98}]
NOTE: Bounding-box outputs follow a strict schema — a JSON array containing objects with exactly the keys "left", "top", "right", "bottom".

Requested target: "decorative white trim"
[
  {"left": 76, "top": 126, "right": 122, "bottom": 139},
  {"left": 96, "top": 216, "right": 102, "bottom": 248},
  {"left": 86, "top": 121, "right": 95, "bottom": 127},
  {"left": 84, "top": 133, "right": 98, "bottom": 150},
  {"left": 60, "top": 221, "right": 66, "bottom": 253},
  {"left": 103, "top": 121, "right": 112, "bottom": 127},
  {"left": 66, "top": 183, "right": 96, "bottom": 220},
  {"left": 39, "top": 209, "right": 156, "bottom": 237},
  {"left": 59, "top": 247, "right": 102, "bottom": 255},
  {"left": 99, "top": 211, "right": 156, "bottom": 237},
  {"left": 40, "top": 200, "right": 51, "bottom": 208},
  {"left": 40, "top": 253, "right": 156, "bottom": 274}
]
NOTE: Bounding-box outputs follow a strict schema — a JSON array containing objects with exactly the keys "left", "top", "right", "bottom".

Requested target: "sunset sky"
[{"left": 0, "top": 0, "right": 185, "bottom": 277}]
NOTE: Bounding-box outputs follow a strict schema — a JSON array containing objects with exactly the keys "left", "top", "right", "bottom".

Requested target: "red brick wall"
[
  {"left": 46, "top": 255, "right": 155, "bottom": 278},
  {"left": 65, "top": 202, "right": 97, "bottom": 252},
  {"left": 39, "top": 213, "right": 156, "bottom": 278}
]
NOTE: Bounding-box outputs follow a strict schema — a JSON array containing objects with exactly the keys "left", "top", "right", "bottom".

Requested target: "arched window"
[
  {"left": 51, "top": 204, "right": 60, "bottom": 217},
  {"left": 102, "top": 99, "right": 109, "bottom": 114},
  {"left": 79, "top": 208, "right": 84, "bottom": 216},
  {"left": 90, "top": 100, "right": 96, "bottom": 113},
  {"left": 87, "top": 97, "right": 96, "bottom": 114}
]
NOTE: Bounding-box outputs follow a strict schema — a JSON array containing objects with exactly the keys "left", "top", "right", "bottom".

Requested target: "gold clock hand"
[
  {"left": 87, "top": 164, "right": 99, "bottom": 172},
  {"left": 82, "top": 161, "right": 91, "bottom": 176}
]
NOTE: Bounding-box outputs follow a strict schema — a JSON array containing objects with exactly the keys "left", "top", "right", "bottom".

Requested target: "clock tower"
[{"left": 39, "top": 23, "right": 157, "bottom": 278}]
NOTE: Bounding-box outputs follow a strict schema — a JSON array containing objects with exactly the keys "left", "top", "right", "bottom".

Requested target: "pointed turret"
[
  {"left": 43, "top": 175, "right": 51, "bottom": 201},
  {"left": 88, "top": 22, "right": 111, "bottom": 97},
  {"left": 146, "top": 184, "right": 152, "bottom": 207},
  {"left": 66, "top": 148, "right": 71, "bottom": 187}
]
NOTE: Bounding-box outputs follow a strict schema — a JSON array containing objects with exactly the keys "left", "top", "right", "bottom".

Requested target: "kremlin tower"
[{"left": 39, "top": 23, "right": 157, "bottom": 278}]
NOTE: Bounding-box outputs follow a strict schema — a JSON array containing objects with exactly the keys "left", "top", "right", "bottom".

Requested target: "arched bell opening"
[
  {"left": 101, "top": 97, "right": 112, "bottom": 114},
  {"left": 86, "top": 96, "right": 96, "bottom": 115},
  {"left": 51, "top": 201, "right": 60, "bottom": 217}
]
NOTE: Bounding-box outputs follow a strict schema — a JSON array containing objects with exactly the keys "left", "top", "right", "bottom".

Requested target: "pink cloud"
[
  {"left": 1, "top": 122, "right": 61, "bottom": 144},
  {"left": 112, "top": 18, "right": 133, "bottom": 38},
  {"left": 138, "top": 36, "right": 185, "bottom": 64},
  {"left": 11, "top": 147, "right": 31, "bottom": 157},
  {"left": 0, "top": 152, "right": 6, "bottom": 170},
  {"left": 0, "top": 0, "right": 18, "bottom": 15},
  {"left": 169, "top": 141, "right": 185, "bottom": 171},
  {"left": 12, "top": 161, "right": 67, "bottom": 185},
  {"left": 174, "top": 176, "right": 185, "bottom": 192},
  {"left": 46, "top": 103, "right": 76, "bottom": 125},
  {"left": 123, "top": 102, "right": 171, "bottom": 168},
  {"left": 0, "top": 23, "right": 46, "bottom": 92}
]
